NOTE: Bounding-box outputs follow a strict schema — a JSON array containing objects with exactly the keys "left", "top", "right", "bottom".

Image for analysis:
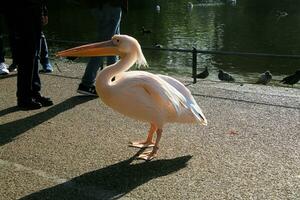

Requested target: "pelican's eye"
[{"left": 113, "top": 38, "right": 121, "bottom": 46}]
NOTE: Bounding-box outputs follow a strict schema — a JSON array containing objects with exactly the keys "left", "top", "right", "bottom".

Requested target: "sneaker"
[
  {"left": 40, "top": 63, "right": 53, "bottom": 73},
  {"left": 0, "top": 63, "right": 9, "bottom": 75},
  {"left": 77, "top": 83, "right": 98, "bottom": 96},
  {"left": 8, "top": 63, "right": 17, "bottom": 72},
  {"left": 33, "top": 95, "right": 53, "bottom": 107},
  {"left": 18, "top": 99, "right": 42, "bottom": 110}
]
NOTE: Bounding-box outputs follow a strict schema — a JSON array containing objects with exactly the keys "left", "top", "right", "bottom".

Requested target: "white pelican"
[{"left": 57, "top": 35, "right": 207, "bottom": 160}]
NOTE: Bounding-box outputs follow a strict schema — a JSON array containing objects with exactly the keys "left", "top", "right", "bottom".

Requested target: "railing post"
[{"left": 192, "top": 47, "right": 197, "bottom": 84}]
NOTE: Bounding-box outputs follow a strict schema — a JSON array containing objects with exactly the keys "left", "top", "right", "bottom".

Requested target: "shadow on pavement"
[
  {"left": 0, "top": 96, "right": 96, "bottom": 146},
  {"left": 0, "top": 106, "right": 20, "bottom": 117},
  {"left": 20, "top": 151, "right": 192, "bottom": 200},
  {"left": 0, "top": 73, "right": 17, "bottom": 80},
  {"left": 193, "top": 93, "right": 300, "bottom": 110}
]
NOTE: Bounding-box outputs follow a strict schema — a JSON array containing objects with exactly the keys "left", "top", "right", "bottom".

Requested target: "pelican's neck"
[{"left": 96, "top": 52, "right": 137, "bottom": 89}]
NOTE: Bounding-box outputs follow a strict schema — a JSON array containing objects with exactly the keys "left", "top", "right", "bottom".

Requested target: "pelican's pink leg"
[
  {"left": 129, "top": 123, "right": 157, "bottom": 148},
  {"left": 138, "top": 128, "right": 162, "bottom": 161}
]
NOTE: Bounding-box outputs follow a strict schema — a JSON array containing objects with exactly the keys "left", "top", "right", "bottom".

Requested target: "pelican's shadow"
[{"left": 20, "top": 152, "right": 192, "bottom": 200}]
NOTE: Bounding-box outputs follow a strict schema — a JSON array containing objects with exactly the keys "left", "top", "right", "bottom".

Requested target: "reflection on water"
[{"left": 46, "top": 0, "right": 300, "bottom": 83}]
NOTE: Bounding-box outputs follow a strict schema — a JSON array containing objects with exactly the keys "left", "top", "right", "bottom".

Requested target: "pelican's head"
[{"left": 56, "top": 35, "right": 148, "bottom": 67}]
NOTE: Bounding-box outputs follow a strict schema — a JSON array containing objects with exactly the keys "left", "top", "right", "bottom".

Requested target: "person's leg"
[
  {"left": 81, "top": 57, "right": 104, "bottom": 87},
  {"left": 103, "top": 4, "right": 121, "bottom": 66},
  {"left": 7, "top": 28, "right": 18, "bottom": 72},
  {"left": 0, "top": 34, "right": 5, "bottom": 63},
  {"left": 78, "top": 5, "right": 122, "bottom": 96},
  {"left": 0, "top": 17, "right": 10, "bottom": 75},
  {"left": 79, "top": 7, "right": 106, "bottom": 92},
  {"left": 30, "top": 22, "right": 53, "bottom": 106},
  {"left": 10, "top": 7, "right": 52, "bottom": 109},
  {"left": 15, "top": 23, "right": 40, "bottom": 107},
  {"left": 0, "top": 15, "right": 5, "bottom": 63},
  {"left": 40, "top": 32, "right": 53, "bottom": 72},
  {"left": 14, "top": 14, "right": 36, "bottom": 101},
  {"left": 79, "top": 5, "right": 122, "bottom": 89},
  {"left": 0, "top": 34, "right": 9, "bottom": 75},
  {"left": 31, "top": 34, "right": 41, "bottom": 97},
  {"left": 77, "top": 56, "right": 103, "bottom": 96}
]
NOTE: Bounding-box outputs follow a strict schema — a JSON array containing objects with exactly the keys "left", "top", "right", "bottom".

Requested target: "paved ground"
[{"left": 0, "top": 59, "right": 300, "bottom": 200}]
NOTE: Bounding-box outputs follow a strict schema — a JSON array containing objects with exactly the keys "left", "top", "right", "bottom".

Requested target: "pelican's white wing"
[
  {"left": 158, "top": 75, "right": 207, "bottom": 125},
  {"left": 125, "top": 72, "right": 188, "bottom": 115}
]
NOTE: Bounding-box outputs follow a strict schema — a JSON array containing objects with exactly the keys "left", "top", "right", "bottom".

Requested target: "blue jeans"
[
  {"left": 40, "top": 32, "right": 51, "bottom": 67},
  {"left": 81, "top": 4, "right": 122, "bottom": 87},
  {"left": 35, "top": 32, "right": 52, "bottom": 70}
]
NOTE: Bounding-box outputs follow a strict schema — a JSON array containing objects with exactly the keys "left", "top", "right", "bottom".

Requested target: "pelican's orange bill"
[{"left": 56, "top": 40, "right": 120, "bottom": 57}]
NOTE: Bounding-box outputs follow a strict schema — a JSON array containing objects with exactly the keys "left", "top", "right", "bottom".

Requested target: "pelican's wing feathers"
[
  {"left": 125, "top": 72, "right": 188, "bottom": 115},
  {"left": 123, "top": 72, "right": 207, "bottom": 125},
  {"left": 158, "top": 75, "right": 207, "bottom": 124}
]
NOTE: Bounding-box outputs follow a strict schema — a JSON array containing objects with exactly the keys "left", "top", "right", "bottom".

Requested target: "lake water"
[{"left": 46, "top": 0, "right": 300, "bottom": 84}]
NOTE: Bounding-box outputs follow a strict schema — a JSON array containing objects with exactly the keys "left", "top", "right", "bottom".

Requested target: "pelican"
[{"left": 57, "top": 35, "right": 207, "bottom": 160}]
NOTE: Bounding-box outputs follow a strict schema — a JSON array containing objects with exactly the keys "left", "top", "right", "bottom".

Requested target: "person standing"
[
  {"left": 77, "top": 0, "right": 128, "bottom": 96},
  {"left": 4, "top": 0, "right": 53, "bottom": 109}
]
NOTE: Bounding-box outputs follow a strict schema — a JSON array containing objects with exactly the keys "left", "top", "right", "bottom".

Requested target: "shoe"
[
  {"left": 34, "top": 95, "right": 53, "bottom": 107},
  {"left": 8, "top": 63, "right": 17, "bottom": 72},
  {"left": 41, "top": 63, "right": 53, "bottom": 73},
  {"left": 77, "top": 83, "right": 98, "bottom": 96},
  {"left": 18, "top": 99, "right": 42, "bottom": 110},
  {"left": 0, "top": 63, "right": 9, "bottom": 75}
]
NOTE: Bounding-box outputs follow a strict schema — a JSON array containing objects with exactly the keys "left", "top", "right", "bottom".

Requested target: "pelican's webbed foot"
[
  {"left": 129, "top": 141, "right": 155, "bottom": 148},
  {"left": 138, "top": 147, "right": 159, "bottom": 161}
]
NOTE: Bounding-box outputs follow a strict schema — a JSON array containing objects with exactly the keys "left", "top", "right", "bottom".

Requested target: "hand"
[{"left": 42, "top": 16, "right": 48, "bottom": 26}]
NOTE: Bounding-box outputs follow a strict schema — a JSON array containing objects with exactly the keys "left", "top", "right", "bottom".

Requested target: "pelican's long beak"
[{"left": 56, "top": 40, "right": 121, "bottom": 57}]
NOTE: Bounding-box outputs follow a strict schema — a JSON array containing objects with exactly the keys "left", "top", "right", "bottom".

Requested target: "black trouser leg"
[
  {"left": 32, "top": 46, "right": 41, "bottom": 96},
  {"left": 0, "top": 35, "right": 4, "bottom": 63},
  {"left": 15, "top": 33, "right": 37, "bottom": 101},
  {"left": 7, "top": 8, "right": 42, "bottom": 101},
  {"left": 0, "top": 16, "right": 5, "bottom": 63}
]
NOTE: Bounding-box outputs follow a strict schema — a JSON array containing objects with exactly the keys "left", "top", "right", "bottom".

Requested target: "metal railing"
[
  {"left": 143, "top": 46, "right": 300, "bottom": 83},
  {"left": 49, "top": 38, "right": 300, "bottom": 84}
]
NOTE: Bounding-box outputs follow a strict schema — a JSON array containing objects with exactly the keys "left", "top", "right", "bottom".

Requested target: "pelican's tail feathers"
[{"left": 190, "top": 103, "right": 207, "bottom": 126}]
